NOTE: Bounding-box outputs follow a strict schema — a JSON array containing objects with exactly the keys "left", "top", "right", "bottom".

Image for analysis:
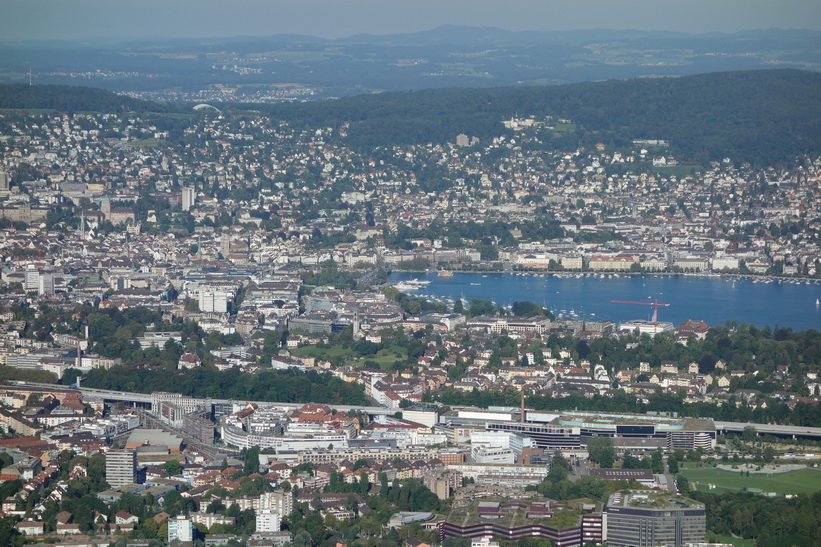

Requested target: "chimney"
[{"left": 520, "top": 390, "right": 525, "bottom": 424}]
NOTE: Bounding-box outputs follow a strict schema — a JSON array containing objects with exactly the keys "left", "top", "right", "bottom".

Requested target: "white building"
[
  {"left": 470, "top": 430, "right": 534, "bottom": 457},
  {"left": 168, "top": 515, "right": 193, "bottom": 543},
  {"left": 618, "top": 320, "right": 674, "bottom": 337},
  {"left": 182, "top": 187, "right": 196, "bottom": 211},
  {"left": 256, "top": 509, "right": 281, "bottom": 533},
  {"left": 711, "top": 257, "right": 740, "bottom": 271},
  {"left": 38, "top": 272, "right": 54, "bottom": 295},
  {"left": 471, "top": 446, "right": 516, "bottom": 465},
  {"left": 199, "top": 290, "right": 229, "bottom": 313},
  {"left": 402, "top": 410, "right": 439, "bottom": 428}
]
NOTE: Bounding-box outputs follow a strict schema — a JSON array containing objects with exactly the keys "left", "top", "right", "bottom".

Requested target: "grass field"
[
  {"left": 682, "top": 468, "right": 821, "bottom": 496},
  {"left": 355, "top": 345, "right": 408, "bottom": 370},
  {"left": 129, "top": 138, "right": 170, "bottom": 148},
  {"left": 291, "top": 344, "right": 408, "bottom": 370},
  {"left": 653, "top": 164, "right": 704, "bottom": 176},
  {"left": 292, "top": 345, "right": 355, "bottom": 360}
]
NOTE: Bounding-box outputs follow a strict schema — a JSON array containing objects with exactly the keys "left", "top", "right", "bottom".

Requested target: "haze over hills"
[
  {"left": 1, "top": 69, "right": 819, "bottom": 166},
  {"left": 0, "top": 26, "right": 818, "bottom": 102}
]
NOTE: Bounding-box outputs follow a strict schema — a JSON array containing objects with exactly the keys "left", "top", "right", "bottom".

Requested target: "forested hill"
[
  {"left": 0, "top": 84, "right": 165, "bottom": 112},
  {"left": 247, "top": 69, "right": 821, "bottom": 166},
  {"left": 3, "top": 70, "right": 819, "bottom": 166}
]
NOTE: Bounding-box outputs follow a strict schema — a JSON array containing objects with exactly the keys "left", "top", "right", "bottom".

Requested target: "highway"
[
  {"left": 13, "top": 381, "right": 821, "bottom": 443},
  {"left": 10, "top": 382, "right": 398, "bottom": 416},
  {"left": 713, "top": 420, "right": 821, "bottom": 441}
]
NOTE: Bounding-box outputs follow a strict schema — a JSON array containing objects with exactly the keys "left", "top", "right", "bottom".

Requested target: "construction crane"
[{"left": 610, "top": 298, "right": 670, "bottom": 332}]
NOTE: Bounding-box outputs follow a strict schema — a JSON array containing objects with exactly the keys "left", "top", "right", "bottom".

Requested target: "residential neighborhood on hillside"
[{"left": 0, "top": 100, "right": 820, "bottom": 547}]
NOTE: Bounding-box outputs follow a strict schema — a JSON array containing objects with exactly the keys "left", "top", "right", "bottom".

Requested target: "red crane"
[{"left": 610, "top": 299, "right": 670, "bottom": 332}]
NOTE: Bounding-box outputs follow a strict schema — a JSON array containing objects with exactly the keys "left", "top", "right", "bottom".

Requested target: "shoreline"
[
  {"left": 386, "top": 268, "right": 821, "bottom": 331},
  {"left": 387, "top": 268, "right": 821, "bottom": 285}
]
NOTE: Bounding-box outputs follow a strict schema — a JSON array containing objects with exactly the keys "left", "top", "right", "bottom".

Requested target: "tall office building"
[
  {"left": 199, "top": 290, "right": 229, "bottom": 313},
  {"left": 0, "top": 170, "right": 9, "bottom": 192},
  {"left": 38, "top": 272, "right": 54, "bottom": 295},
  {"left": 105, "top": 449, "right": 136, "bottom": 487},
  {"left": 604, "top": 491, "right": 706, "bottom": 547},
  {"left": 181, "top": 186, "right": 195, "bottom": 211},
  {"left": 168, "top": 515, "right": 193, "bottom": 543},
  {"left": 24, "top": 267, "right": 39, "bottom": 291},
  {"left": 100, "top": 196, "right": 111, "bottom": 218},
  {"left": 220, "top": 233, "right": 231, "bottom": 258}
]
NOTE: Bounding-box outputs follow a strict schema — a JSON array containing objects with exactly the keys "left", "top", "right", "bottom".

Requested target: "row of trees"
[
  {"left": 691, "top": 490, "right": 821, "bottom": 546},
  {"left": 80, "top": 365, "right": 368, "bottom": 405}
]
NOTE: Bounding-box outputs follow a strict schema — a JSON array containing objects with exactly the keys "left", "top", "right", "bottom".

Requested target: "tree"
[
  {"left": 586, "top": 436, "right": 615, "bottom": 468},
  {"left": 651, "top": 449, "right": 664, "bottom": 474},
  {"left": 511, "top": 301, "right": 545, "bottom": 317},
  {"left": 244, "top": 446, "right": 261, "bottom": 475},
  {"left": 467, "top": 298, "right": 495, "bottom": 317},
  {"left": 622, "top": 452, "right": 642, "bottom": 469},
  {"left": 292, "top": 530, "right": 313, "bottom": 547},
  {"left": 668, "top": 455, "right": 680, "bottom": 474},
  {"left": 163, "top": 459, "right": 182, "bottom": 476},
  {"left": 576, "top": 475, "right": 611, "bottom": 501},
  {"left": 548, "top": 453, "right": 572, "bottom": 482},
  {"left": 676, "top": 475, "right": 691, "bottom": 496}
]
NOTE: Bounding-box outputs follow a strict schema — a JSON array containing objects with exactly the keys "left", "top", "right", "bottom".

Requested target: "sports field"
[{"left": 681, "top": 468, "right": 821, "bottom": 496}]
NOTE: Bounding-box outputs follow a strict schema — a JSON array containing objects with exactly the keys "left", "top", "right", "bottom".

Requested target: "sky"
[{"left": 2, "top": 0, "right": 820, "bottom": 42}]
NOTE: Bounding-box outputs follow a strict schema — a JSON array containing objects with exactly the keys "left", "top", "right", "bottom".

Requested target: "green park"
[{"left": 681, "top": 467, "right": 821, "bottom": 496}]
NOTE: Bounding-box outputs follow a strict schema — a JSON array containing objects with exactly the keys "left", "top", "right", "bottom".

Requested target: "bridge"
[
  {"left": 16, "top": 381, "right": 821, "bottom": 444},
  {"left": 74, "top": 390, "right": 821, "bottom": 442},
  {"left": 11, "top": 382, "right": 398, "bottom": 416},
  {"left": 713, "top": 420, "right": 821, "bottom": 441}
]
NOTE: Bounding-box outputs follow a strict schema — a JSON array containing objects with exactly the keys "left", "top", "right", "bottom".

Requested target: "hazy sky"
[{"left": 2, "top": 0, "right": 819, "bottom": 41}]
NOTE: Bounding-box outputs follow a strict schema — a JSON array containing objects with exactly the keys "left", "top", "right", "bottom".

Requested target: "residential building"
[
  {"left": 105, "top": 449, "right": 137, "bottom": 487},
  {"left": 168, "top": 514, "right": 194, "bottom": 543}
]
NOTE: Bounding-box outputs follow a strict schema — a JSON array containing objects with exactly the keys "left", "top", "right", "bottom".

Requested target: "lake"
[{"left": 388, "top": 272, "right": 821, "bottom": 331}]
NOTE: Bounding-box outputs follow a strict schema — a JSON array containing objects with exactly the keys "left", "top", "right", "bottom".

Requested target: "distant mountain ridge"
[
  {"left": 1, "top": 26, "right": 817, "bottom": 99},
  {"left": 3, "top": 25, "right": 818, "bottom": 48}
]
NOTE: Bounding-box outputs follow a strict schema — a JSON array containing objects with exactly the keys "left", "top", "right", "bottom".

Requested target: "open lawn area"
[
  {"left": 682, "top": 468, "right": 821, "bottom": 496},
  {"left": 356, "top": 345, "right": 408, "bottom": 370},
  {"left": 653, "top": 163, "right": 704, "bottom": 176},
  {"left": 290, "top": 344, "right": 408, "bottom": 370},
  {"left": 291, "top": 345, "right": 355, "bottom": 360}
]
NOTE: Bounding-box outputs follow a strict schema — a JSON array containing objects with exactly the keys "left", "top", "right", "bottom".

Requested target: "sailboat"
[{"left": 816, "top": 298, "right": 820, "bottom": 307}]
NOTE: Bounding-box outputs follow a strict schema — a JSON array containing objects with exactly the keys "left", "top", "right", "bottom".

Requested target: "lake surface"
[{"left": 388, "top": 272, "right": 821, "bottom": 331}]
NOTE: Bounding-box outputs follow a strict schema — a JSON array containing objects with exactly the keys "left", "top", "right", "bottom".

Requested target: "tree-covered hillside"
[
  {"left": 0, "top": 84, "right": 167, "bottom": 112},
  {"left": 248, "top": 69, "right": 821, "bottom": 165},
  {"left": 3, "top": 69, "right": 819, "bottom": 166}
]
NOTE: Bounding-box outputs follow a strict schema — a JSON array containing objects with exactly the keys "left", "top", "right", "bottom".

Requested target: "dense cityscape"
[{"left": 0, "top": 82, "right": 819, "bottom": 547}]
